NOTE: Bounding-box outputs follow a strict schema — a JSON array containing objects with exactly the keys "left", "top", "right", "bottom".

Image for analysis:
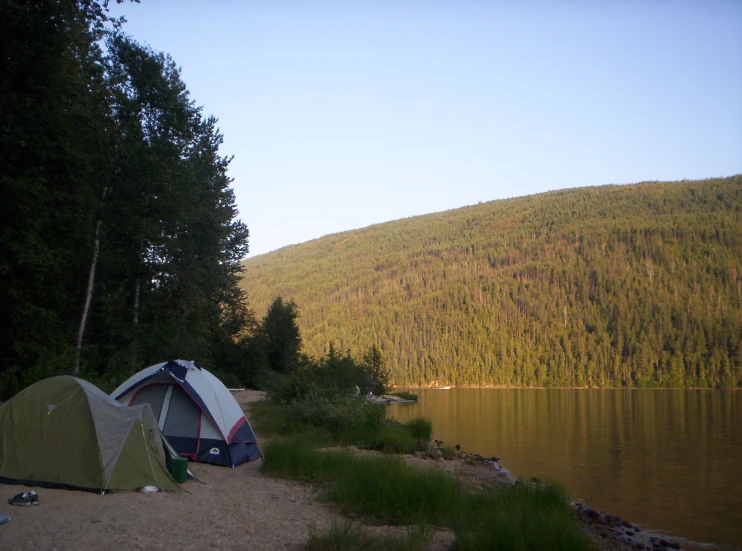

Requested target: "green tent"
[{"left": 0, "top": 376, "right": 180, "bottom": 493}]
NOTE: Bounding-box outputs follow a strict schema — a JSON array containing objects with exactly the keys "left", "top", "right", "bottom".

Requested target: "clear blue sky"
[{"left": 109, "top": 0, "right": 742, "bottom": 257}]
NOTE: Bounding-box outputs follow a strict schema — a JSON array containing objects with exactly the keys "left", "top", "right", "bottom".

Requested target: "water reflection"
[{"left": 389, "top": 389, "right": 742, "bottom": 549}]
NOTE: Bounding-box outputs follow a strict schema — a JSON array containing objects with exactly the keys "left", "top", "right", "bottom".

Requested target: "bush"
[
  {"left": 260, "top": 358, "right": 431, "bottom": 454},
  {"left": 282, "top": 393, "right": 383, "bottom": 433}
]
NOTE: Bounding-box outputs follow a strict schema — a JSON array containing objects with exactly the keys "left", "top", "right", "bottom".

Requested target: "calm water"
[{"left": 390, "top": 389, "right": 742, "bottom": 549}]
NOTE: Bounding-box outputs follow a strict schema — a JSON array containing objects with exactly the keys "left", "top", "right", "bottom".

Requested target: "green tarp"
[{"left": 0, "top": 376, "right": 179, "bottom": 492}]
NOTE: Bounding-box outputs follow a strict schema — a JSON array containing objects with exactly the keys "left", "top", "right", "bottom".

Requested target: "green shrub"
[
  {"left": 285, "top": 394, "right": 384, "bottom": 433},
  {"left": 267, "top": 347, "right": 389, "bottom": 406}
]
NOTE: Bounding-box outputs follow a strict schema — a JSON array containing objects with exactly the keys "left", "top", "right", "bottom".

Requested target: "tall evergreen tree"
[{"left": 260, "top": 297, "right": 302, "bottom": 374}]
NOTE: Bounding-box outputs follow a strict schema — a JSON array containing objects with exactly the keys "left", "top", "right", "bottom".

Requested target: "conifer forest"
[{"left": 242, "top": 177, "right": 742, "bottom": 389}]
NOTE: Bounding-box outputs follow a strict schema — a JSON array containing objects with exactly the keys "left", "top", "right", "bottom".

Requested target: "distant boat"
[{"left": 433, "top": 386, "right": 451, "bottom": 390}]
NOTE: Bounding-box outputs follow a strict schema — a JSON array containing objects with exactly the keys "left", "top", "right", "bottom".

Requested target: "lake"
[{"left": 389, "top": 388, "right": 741, "bottom": 549}]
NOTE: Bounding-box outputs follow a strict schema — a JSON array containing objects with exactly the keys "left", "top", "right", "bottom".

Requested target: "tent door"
[{"left": 158, "top": 386, "right": 174, "bottom": 431}]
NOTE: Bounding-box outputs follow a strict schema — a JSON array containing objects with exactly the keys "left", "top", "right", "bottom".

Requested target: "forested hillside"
[{"left": 241, "top": 177, "right": 742, "bottom": 388}]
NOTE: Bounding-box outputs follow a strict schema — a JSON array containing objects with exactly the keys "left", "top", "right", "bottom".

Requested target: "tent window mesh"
[
  {"left": 162, "top": 386, "right": 200, "bottom": 438},
  {"left": 130, "top": 385, "right": 168, "bottom": 421}
]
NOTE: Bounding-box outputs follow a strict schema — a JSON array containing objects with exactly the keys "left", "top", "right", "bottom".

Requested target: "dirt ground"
[{"left": 0, "top": 390, "right": 456, "bottom": 551}]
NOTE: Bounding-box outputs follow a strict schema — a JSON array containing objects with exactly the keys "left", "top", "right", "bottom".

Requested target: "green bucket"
[{"left": 169, "top": 457, "right": 188, "bottom": 484}]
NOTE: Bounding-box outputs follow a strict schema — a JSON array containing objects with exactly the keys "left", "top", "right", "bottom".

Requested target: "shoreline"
[
  {"left": 243, "top": 390, "right": 691, "bottom": 551},
  {"left": 400, "top": 385, "right": 739, "bottom": 391},
  {"left": 403, "top": 441, "right": 689, "bottom": 551}
]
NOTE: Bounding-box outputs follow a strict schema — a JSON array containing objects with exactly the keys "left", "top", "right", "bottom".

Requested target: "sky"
[{"left": 108, "top": 0, "right": 742, "bottom": 257}]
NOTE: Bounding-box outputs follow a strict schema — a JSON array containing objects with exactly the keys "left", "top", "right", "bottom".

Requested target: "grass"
[
  {"left": 254, "top": 381, "right": 594, "bottom": 550},
  {"left": 262, "top": 439, "right": 596, "bottom": 551},
  {"left": 404, "top": 417, "right": 432, "bottom": 441},
  {"left": 307, "top": 519, "right": 431, "bottom": 551}
]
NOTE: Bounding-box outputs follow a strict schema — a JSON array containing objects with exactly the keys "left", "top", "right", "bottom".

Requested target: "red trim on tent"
[{"left": 227, "top": 416, "right": 247, "bottom": 444}]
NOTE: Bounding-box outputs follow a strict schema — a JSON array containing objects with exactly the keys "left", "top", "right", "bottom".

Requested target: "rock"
[
  {"left": 583, "top": 508, "right": 604, "bottom": 523},
  {"left": 428, "top": 448, "right": 443, "bottom": 459}
]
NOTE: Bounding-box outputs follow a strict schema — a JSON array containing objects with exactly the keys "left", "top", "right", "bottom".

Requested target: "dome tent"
[
  {"left": 0, "top": 376, "right": 180, "bottom": 493},
  {"left": 111, "top": 360, "right": 260, "bottom": 467}
]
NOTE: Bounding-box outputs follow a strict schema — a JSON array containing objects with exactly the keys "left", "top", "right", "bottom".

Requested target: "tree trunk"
[{"left": 73, "top": 185, "right": 108, "bottom": 375}]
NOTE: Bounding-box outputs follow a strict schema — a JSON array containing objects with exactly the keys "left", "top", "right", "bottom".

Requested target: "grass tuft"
[
  {"left": 307, "top": 518, "right": 431, "bottom": 551},
  {"left": 404, "top": 417, "right": 432, "bottom": 442},
  {"left": 440, "top": 445, "right": 456, "bottom": 460}
]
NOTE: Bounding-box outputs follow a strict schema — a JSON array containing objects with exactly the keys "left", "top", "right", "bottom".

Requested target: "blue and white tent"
[{"left": 111, "top": 360, "right": 260, "bottom": 467}]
